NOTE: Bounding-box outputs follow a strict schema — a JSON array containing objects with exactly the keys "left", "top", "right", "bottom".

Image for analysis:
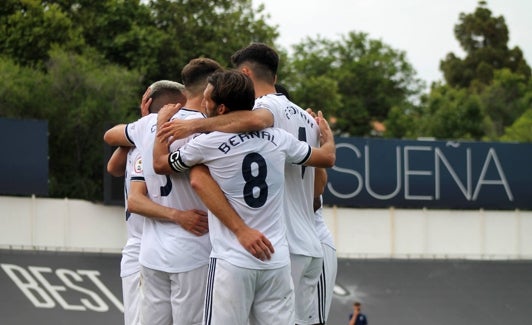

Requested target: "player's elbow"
[
  {"left": 189, "top": 175, "right": 201, "bottom": 193},
  {"left": 127, "top": 195, "right": 140, "bottom": 215},
  {"left": 103, "top": 130, "right": 112, "bottom": 144},
  {"left": 106, "top": 163, "right": 124, "bottom": 177},
  {"left": 324, "top": 152, "right": 336, "bottom": 168},
  {"left": 153, "top": 155, "right": 169, "bottom": 175}
]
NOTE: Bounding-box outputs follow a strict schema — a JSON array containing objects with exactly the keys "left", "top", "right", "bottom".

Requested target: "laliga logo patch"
[
  {"left": 284, "top": 105, "right": 297, "bottom": 120},
  {"left": 134, "top": 157, "right": 143, "bottom": 173}
]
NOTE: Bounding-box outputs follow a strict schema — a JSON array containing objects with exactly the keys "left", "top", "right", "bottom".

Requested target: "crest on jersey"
[
  {"left": 134, "top": 157, "right": 143, "bottom": 173},
  {"left": 284, "top": 105, "right": 297, "bottom": 120}
]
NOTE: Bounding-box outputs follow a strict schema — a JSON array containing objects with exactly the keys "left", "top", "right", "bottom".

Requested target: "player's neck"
[
  {"left": 183, "top": 96, "right": 203, "bottom": 111},
  {"left": 254, "top": 82, "right": 276, "bottom": 98}
]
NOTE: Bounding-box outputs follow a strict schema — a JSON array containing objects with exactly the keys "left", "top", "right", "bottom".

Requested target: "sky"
[{"left": 254, "top": 0, "right": 532, "bottom": 87}]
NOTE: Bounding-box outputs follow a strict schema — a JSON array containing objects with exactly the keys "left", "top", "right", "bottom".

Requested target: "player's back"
[
  {"left": 125, "top": 113, "right": 210, "bottom": 273},
  {"left": 254, "top": 94, "right": 322, "bottom": 257},
  {"left": 176, "top": 127, "right": 312, "bottom": 269}
]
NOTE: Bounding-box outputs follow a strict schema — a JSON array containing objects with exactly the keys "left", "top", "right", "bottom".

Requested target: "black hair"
[
  {"left": 230, "top": 43, "right": 279, "bottom": 84},
  {"left": 207, "top": 70, "right": 255, "bottom": 112}
]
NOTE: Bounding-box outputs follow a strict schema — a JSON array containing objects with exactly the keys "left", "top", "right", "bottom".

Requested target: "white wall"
[
  {"left": 1, "top": 196, "right": 531, "bottom": 259},
  {"left": 0, "top": 196, "right": 126, "bottom": 253}
]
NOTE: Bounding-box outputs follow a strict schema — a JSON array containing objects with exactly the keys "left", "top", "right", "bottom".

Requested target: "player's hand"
[
  {"left": 157, "top": 103, "right": 182, "bottom": 132},
  {"left": 175, "top": 209, "right": 209, "bottom": 236},
  {"left": 157, "top": 118, "right": 195, "bottom": 142},
  {"left": 316, "top": 111, "right": 333, "bottom": 146},
  {"left": 140, "top": 87, "right": 152, "bottom": 117},
  {"left": 305, "top": 107, "right": 317, "bottom": 119},
  {"left": 235, "top": 226, "right": 274, "bottom": 261}
]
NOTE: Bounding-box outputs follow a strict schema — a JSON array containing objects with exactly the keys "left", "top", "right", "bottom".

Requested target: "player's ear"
[
  {"left": 241, "top": 66, "right": 252, "bottom": 77},
  {"left": 218, "top": 104, "right": 229, "bottom": 115}
]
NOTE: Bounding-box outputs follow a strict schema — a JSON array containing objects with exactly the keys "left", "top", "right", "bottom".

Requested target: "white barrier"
[{"left": 1, "top": 196, "right": 531, "bottom": 259}]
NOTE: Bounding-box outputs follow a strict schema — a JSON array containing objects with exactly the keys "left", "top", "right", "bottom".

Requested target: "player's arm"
[
  {"left": 303, "top": 111, "right": 336, "bottom": 168},
  {"left": 127, "top": 180, "right": 208, "bottom": 236},
  {"left": 107, "top": 146, "right": 129, "bottom": 177},
  {"left": 152, "top": 103, "right": 184, "bottom": 174},
  {"left": 157, "top": 107, "right": 274, "bottom": 141},
  {"left": 189, "top": 165, "right": 274, "bottom": 261},
  {"left": 103, "top": 124, "right": 132, "bottom": 147},
  {"left": 313, "top": 168, "right": 327, "bottom": 212},
  {"left": 315, "top": 167, "right": 327, "bottom": 198}
]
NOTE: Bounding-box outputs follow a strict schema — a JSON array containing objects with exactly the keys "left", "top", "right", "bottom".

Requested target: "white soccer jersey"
[
  {"left": 120, "top": 147, "right": 144, "bottom": 278},
  {"left": 315, "top": 197, "right": 335, "bottom": 249},
  {"left": 169, "top": 127, "right": 312, "bottom": 270},
  {"left": 125, "top": 110, "right": 211, "bottom": 273},
  {"left": 254, "top": 94, "right": 323, "bottom": 257}
]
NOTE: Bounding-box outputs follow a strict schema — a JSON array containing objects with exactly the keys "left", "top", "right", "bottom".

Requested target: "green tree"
[
  {"left": 0, "top": 49, "right": 141, "bottom": 200},
  {"left": 408, "top": 1, "right": 532, "bottom": 141},
  {"left": 501, "top": 108, "right": 532, "bottom": 142},
  {"left": 146, "top": 0, "right": 278, "bottom": 82},
  {"left": 45, "top": 49, "right": 140, "bottom": 200},
  {"left": 287, "top": 32, "right": 423, "bottom": 136},
  {"left": 440, "top": 1, "right": 530, "bottom": 89},
  {"left": 0, "top": 0, "right": 84, "bottom": 68},
  {"left": 480, "top": 69, "right": 531, "bottom": 138},
  {"left": 417, "top": 84, "right": 484, "bottom": 140}
]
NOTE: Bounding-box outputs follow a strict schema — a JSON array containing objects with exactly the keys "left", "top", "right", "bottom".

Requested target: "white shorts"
[
  {"left": 203, "top": 258, "right": 294, "bottom": 325},
  {"left": 122, "top": 271, "right": 142, "bottom": 325},
  {"left": 315, "top": 244, "right": 337, "bottom": 323},
  {"left": 140, "top": 265, "right": 208, "bottom": 325},
  {"left": 290, "top": 254, "right": 324, "bottom": 325}
]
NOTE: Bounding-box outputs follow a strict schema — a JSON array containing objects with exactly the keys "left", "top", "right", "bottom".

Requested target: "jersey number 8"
[{"left": 242, "top": 153, "right": 268, "bottom": 208}]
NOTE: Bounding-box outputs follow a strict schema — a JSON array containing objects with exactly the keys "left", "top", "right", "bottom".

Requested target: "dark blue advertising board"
[
  {"left": 0, "top": 118, "right": 48, "bottom": 196},
  {"left": 0, "top": 250, "right": 123, "bottom": 325},
  {"left": 323, "top": 137, "right": 532, "bottom": 210}
]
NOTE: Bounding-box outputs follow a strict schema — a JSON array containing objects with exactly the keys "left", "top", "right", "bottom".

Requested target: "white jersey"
[
  {"left": 125, "top": 110, "right": 211, "bottom": 273},
  {"left": 120, "top": 147, "right": 144, "bottom": 278},
  {"left": 169, "top": 127, "right": 312, "bottom": 270},
  {"left": 315, "top": 197, "right": 335, "bottom": 249},
  {"left": 254, "top": 94, "right": 323, "bottom": 257}
]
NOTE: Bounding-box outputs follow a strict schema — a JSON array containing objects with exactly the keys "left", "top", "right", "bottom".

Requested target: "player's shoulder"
[{"left": 172, "top": 108, "right": 205, "bottom": 121}]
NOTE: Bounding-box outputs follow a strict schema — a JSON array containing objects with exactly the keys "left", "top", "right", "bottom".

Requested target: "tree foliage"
[
  {"left": 398, "top": 1, "right": 532, "bottom": 141},
  {"left": 0, "top": 0, "right": 279, "bottom": 201},
  {"left": 0, "top": 0, "right": 84, "bottom": 68},
  {"left": 501, "top": 108, "right": 532, "bottom": 142},
  {"left": 440, "top": 1, "right": 530, "bottom": 88},
  {"left": 287, "top": 32, "right": 424, "bottom": 136},
  {"left": 0, "top": 49, "right": 140, "bottom": 200}
]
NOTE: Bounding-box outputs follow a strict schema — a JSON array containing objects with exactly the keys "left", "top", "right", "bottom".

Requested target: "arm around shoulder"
[
  {"left": 103, "top": 124, "right": 131, "bottom": 146},
  {"left": 107, "top": 147, "right": 129, "bottom": 177}
]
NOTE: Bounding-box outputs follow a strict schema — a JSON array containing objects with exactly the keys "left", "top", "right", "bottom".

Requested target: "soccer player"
[
  {"left": 153, "top": 70, "right": 336, "bottom": 325},
  {"left": 157, "top": 43, "right": 328, "bottom": 324},
  {"left": 107, "top": 146, "right": 144, "bottom": 325},
  {"left": 104, "top": 58, "right": 223, "bottom": 324},
  {"left": 313, "top": 182, "right": 337, "bottom": 324},
  {"left": 105, "top": 86, "right": 157, "bottom": 325}
]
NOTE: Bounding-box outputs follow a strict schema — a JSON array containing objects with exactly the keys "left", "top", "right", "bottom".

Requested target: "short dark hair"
[
  {"left": 207, "top": 70, "right": 255, "bottom": 112},
  {"left": 181, "top": 58, "right": 224, "bottom": 96},
  {"left": 354, "top": 302, "right": 362, "bottom": 307},
  {"left": 275, "top": 83, "right": 291, "bottom": 100},
  {"left": 230, "top": 43, "right": 279, "bottom": 84}
]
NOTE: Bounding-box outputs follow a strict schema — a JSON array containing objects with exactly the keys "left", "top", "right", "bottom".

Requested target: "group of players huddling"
[{"left": 104, "top": 43, "right": 338, "bottom": 325}]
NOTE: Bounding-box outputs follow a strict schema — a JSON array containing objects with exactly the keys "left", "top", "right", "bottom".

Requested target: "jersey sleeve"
[
  {"left": 125, "top": 118, "right": 144, "bottom": 146},
  {"left": 129, "top": 148, "right": 145, "bottom": 182},
  {"left": 277, "top": 128, "right": 312, "bottom": 165},
  {"left": 167, "top": 135, "right": 207, "bottom": 173},
  {"left": 169, "top": 111, "right": 205, "bottom": 152},
  {"left": 253, "top": 97, "right": 281, "bottom": 126}
]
